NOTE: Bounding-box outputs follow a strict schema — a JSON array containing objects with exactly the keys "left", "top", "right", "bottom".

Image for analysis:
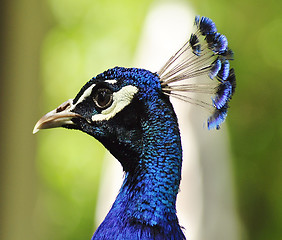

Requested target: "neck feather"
[{"left": 92, "top": 96, "right": 185, "bottom": 239}]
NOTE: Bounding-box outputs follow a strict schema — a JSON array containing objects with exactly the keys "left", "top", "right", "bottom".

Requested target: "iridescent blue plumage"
[
  {"left": 88, "top": 67, "right": 185, "bottom": 239},
  {"left": 207, "top": 106, "right": 228, "bottom": 130},
  {"left": 206, "top": 32, "right": 228, "bottom": 54},
  {"left": 33, "top": 16, "right": 236, "bottom": 240},
  {"left": 213, "top": 81, "right": 233, "bottom": 109},
  {"left": 217, "top": 59, "right": 230, "bottom": 81},
  {"left": 209, "top": 58, "right": 221, "bottom": 79},
  {"left": 195, "top": 16, "right": 217, "bottom": 35}
]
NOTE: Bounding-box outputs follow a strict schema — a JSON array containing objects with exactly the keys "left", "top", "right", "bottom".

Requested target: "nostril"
[{"left": 56, "top": 99, "right": 73, "bottom": 113}]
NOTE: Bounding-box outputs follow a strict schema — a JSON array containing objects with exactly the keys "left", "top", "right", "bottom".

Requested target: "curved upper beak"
[{"left": 33, "top": 99, "right": 81, "bottom": 134}]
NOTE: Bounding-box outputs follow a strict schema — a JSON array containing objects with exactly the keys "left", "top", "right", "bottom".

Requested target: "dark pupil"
[{"left": 94, "top": 88, "right": 113, "bottom": 109}]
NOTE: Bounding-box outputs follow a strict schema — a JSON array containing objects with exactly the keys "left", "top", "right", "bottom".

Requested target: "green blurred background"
[{"left": 0, "top": 0, "right": 281, "bottom": 240}]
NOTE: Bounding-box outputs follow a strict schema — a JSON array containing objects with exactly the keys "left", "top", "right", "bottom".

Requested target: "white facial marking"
[
  {"left": 105, "top": 79, "right": 117, "bottom": 84},
  {"left": 92, "top": 85, "right": 138, "bottom": 121},
  {"left": 70, "top": 84, "right": 96, "bottom": 110}
]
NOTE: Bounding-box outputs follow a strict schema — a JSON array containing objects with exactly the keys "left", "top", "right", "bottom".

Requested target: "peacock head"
[
  {"left": 33, "top": 67, "right": 169, "bottom": 171},
  {"left": 33, "top": 16, "right": 236, "bottom": 170},
  {"left": 34, "top": 68, "right": 160, "bottom": 129}
]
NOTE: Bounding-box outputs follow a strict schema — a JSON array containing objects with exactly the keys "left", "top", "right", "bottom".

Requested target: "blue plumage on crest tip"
[
  {"left": 213, "top": 81, "right": 233, "bottom": 109},
  {"left": 206, "top": 32, "right": 228, "bottom": 54},
  {"left": 207, "top": 106, "right": 228, "bottom": 130},
  {"left": 189, "top": 34, "right": 201, "bottom": 56},
  {"left": 209, "top": 58, "right": 221, "bottom": 79},
  {"left": 194, "top": 16, "right": 218, "bottom": 35},
  {"left": 159, "top": 15, "right": 236, "bottom": 130},
  {"left": 217, "top": 59, "right": 230, "bottom": 81}
]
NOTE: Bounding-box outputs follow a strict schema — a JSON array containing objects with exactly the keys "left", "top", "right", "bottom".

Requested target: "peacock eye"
[{"left": 93, "top": 88, "right": 113, "bottom": 109}]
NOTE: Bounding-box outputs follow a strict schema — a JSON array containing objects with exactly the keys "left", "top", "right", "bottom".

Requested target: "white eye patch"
[
  {"left": 72, "top": 79, "right": 117, "bottom": 108},
  {"left": 91, "top": 85, "right": 138, "bottom": 122},
  {"left": 104, "top": 79, "right": 117, "bottom": 84},
  {"left": 70, "top": 84, "right": 96, "bottom": 110}
]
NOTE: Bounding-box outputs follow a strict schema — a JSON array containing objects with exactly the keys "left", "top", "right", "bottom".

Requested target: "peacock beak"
[{"left": 33, "top": 99, "right": 81, "bottom": 134}]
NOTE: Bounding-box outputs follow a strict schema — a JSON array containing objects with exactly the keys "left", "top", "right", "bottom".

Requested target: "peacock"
[{"left": 33, "top": 16, "right": 236, "bottom": 240}]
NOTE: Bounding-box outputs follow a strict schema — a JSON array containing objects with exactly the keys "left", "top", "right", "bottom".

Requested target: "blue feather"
[
  {"left": 208, "top": 106, "right": 228, "bottom": 130},
  {"left": 209, "top": 58, "right": 222, "bottom": 79},
  {"left": 159, "top": 16, "right": 236, "bottom": 130},
  {"left": 195, "top": 16, "right": 217, "bottom": 35}
]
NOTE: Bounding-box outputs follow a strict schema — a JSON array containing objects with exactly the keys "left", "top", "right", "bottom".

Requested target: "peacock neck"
[
  {"left": 92, "top": 96, "right": 185, "bottom": 239},
  {"left": 126, "top": 99, "right": 182, "bottom": 222}
]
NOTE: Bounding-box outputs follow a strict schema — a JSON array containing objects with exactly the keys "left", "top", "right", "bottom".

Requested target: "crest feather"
[{"left": 159, "top": 16, "right": 236, "bottom": 130}]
